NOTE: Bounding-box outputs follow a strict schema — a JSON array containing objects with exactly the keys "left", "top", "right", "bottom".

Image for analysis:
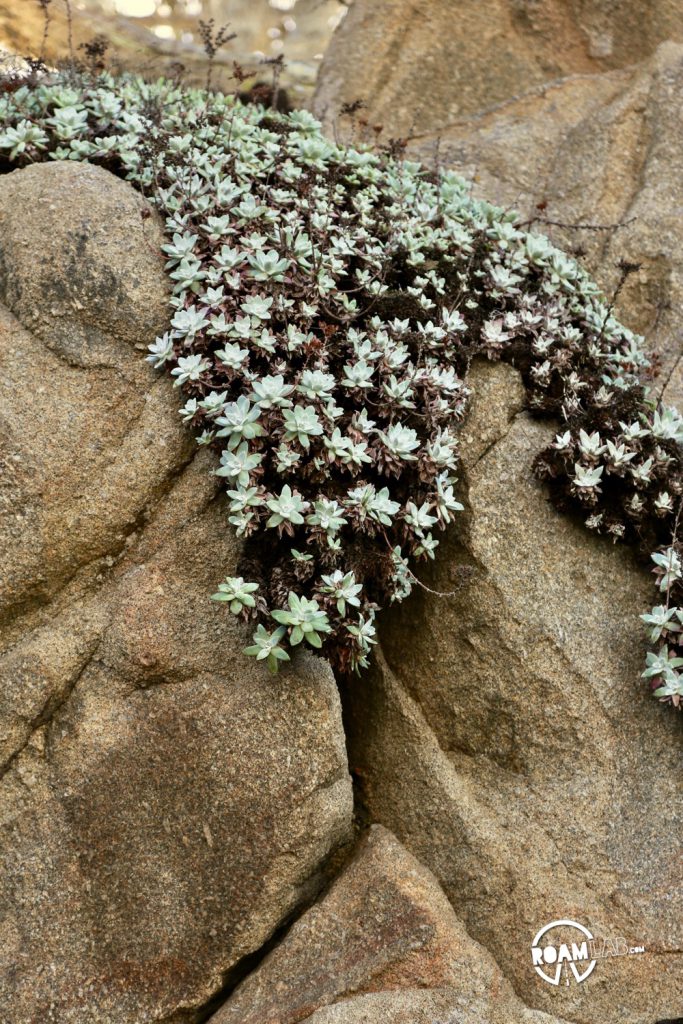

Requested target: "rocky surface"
[
  {"left": 2, "top": 6, "right": 683, "bottom": 1020},
  {"left": 0, "top": 162, "right": 190, "bottom": 626},
  {"left": 0, "top": 162, "right": 354, "bottom": 1024},
  {"left": 213, "top": 824, "right": 569, "bottom": 1024},
  {"left": 315, "top": 19, "right": 683, "bottom": 1018},
  {"left": 0, "top": 161, "right": 170, "bottom": 363},
  {"left": 314, "top": 0, "right": 683, "bottom": 137},
  {"left": 341, "top": 361, "right": 683, "bottom": 1024},
  {"left": 298, "top": 994, "right": 560, "bottom": 1024},
  {"left": 316, "top": 30, "right": 683, "bottom": 407}
]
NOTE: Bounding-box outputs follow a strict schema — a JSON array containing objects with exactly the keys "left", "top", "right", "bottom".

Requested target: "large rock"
[
  {"left": 421, "top": 40, "right": 683, "bottom": 411},
  {"left": 316, "top": 32, "right": 683, "bottom": 402},
  {"left": 212, "top": 824, "right": 568, "bottom": 1024},
  {"left": 314, "top": 0, "right": 683, "bottom": 136},
  {"left": 0, "top": 301, "right": 193, "bottom": 625},
  {"left": 299, "top": 991, "right": 560, "bottom": 1024},
  {"left": 342, "top": 361, "right": 683, "bottom": 1024},
  {"left": 315, "top": 27, "right": 683, "bottom": 1015},
  {"left": 0, "top": 162, "right": 191, "bottom": 624},
  {"left": 0, "top": 161, "right": 169, "bottom": 364},
  {"left": 0, "top": 163, "right": 354, "bottom": 1023}
]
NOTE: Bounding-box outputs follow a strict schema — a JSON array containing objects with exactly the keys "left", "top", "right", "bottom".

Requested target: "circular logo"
[{"left": 531, "top": 919, "right": 596, "bottom": 986}]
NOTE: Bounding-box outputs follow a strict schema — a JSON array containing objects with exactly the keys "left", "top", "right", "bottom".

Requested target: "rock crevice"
[{"left": 1, "top": 11, "right": 682, "bottom": 1018}]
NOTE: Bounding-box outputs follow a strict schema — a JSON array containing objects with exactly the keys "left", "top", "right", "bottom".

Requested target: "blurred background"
[{"left": 0, "top": 0, "right": 349, "bottom": 99}]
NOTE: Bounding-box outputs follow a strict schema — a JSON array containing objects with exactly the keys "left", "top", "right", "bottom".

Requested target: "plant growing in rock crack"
[{"left": 0, "top": 67, "right": 681, "bottom": 702}]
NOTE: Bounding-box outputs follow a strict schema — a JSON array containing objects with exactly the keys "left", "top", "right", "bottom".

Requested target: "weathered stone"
[
  {"left": 0, "top": 162, "right": 193, "bottom": 622},
  {"left": 1, "top": 17, "right": 682, "bottom": 1022},
  {"left": 0, "top": 301, "right": 193, "bottom": 624},
  {"left": 314, "top": 0, "right": 683, "bottom": 137},
  {"left": 0, "top": 163, "right": 354, "bottom": 1024},
  {"left": 0, "top": 161, "right": 169, "bottom": 364},
  {"left": 317, "top": 33, "right": 683, "bottom": 394},
  {"left": 314, "top": 27, "right": 683, "bottom": 1014},
  {"left": 213, "top": 824, "right": 569, "bottom": 1024},
  {"left": 342, "top": 361, "right": 683, "bottom": 1024},
  {"left": 0, "top": 605, "right": 352, "bottom": 1023},
  {"left": 431, "top": 42, "right": 683, "bottom": 402},
  {"left": 300, "top": 991, "right": 561, "bottom": 1024}
]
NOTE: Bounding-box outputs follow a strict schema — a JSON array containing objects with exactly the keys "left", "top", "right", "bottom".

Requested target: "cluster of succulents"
[
  {"left": 640, "top": 544, "right": 683, "bottom": 706},
  {"left": 531, "top": 358, "right": 683, "bottom": 706},
  {"left": 0, "top": 69, "right": 681, "bottom": 699}
]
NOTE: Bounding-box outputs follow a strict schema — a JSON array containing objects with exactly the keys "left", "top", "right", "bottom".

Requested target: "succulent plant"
[{"left": 1, "top": 67, "right": 680, "bottom": 700}]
